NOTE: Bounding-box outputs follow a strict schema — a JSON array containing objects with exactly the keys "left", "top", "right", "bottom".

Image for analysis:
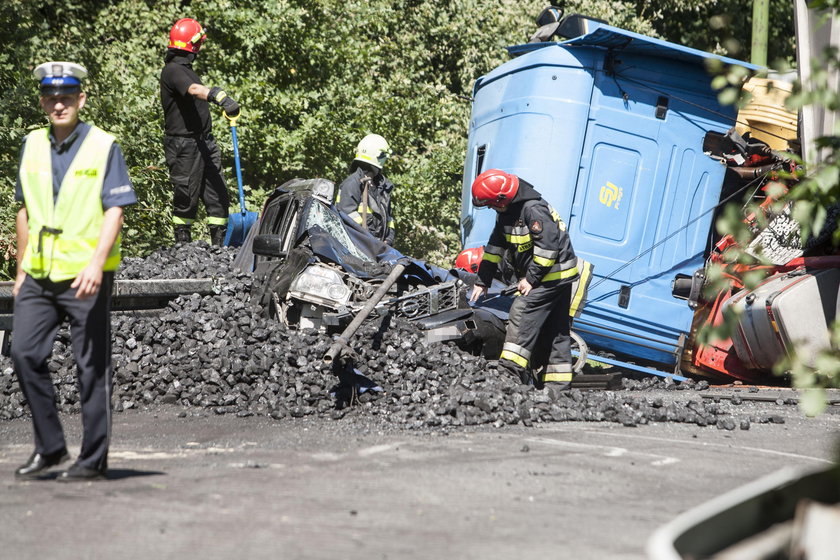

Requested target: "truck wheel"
[{"left": 571, "top": 330, "right": 588, "bottom": 374}]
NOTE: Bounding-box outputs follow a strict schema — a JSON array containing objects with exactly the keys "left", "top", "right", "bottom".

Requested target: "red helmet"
[
  {"left": 471, "top": 169, "right": 519, "bottom": 209},
  {"left": 169, "top": 18, "right": 206, "bottom": 53},
  {"left": 455, "top": 247, "right": 484, "bottom": 273}
]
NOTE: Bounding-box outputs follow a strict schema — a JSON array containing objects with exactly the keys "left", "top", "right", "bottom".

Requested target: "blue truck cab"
[{"left": 460, "top": 22, "right": 758, "bottom": 369}]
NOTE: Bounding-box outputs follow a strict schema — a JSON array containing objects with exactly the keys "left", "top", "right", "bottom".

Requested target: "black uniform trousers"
[
  {"left": 11, "top": 272, "right": 114, "bottom": 471},
  {"left": 164, "top": 135, "right": 229, "bottom": 222},
  {"left": 501, "top": 281, "right": 573, "bottom": 386}
]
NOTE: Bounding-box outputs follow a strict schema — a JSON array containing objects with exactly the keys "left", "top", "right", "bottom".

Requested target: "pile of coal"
[
  {"left": 119, "top": 241, "right": 241, "bottom": 280},
  {"left": 0, "top": 243, "right": 775, "bottom": 431}
]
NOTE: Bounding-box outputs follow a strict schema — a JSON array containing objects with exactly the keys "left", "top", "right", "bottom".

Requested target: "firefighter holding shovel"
[{"left": 160, "top": 17, "right": 241, "bottom": 246}]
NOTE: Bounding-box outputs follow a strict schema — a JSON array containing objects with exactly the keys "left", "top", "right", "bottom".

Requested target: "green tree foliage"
[
  {"left": 0, "top": 0, "right": 547, "bottom": 272},
  {"left": 704, "top": 30, "right": 840, "bottom": 414},
  {"left": 770, "top": 40, "right": 840, "bottom": 414},
  {"left": 630, "top": 0, "right": 796, "bottom": 64},
  {"left": 0, "top": 0, "right": 790, "bottom": 279}
]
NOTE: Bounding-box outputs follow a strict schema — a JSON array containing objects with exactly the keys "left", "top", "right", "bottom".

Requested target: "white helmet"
[{"left": 354, "top": 134, "right": 390, "bottom": 170}]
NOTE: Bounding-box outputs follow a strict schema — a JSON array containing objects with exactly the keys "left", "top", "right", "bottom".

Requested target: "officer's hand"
[
  {"left": 517, "top": 278, "right": 533, "bottom": 296},
  {"left": 11, "top": 270, "right": 25, "bottom": 298},
  {"left": 469, "top": 284, "right": 487, "bottom": 303},
  {"left": 71, "top": 264, "right": 103, "bottom": 300}
]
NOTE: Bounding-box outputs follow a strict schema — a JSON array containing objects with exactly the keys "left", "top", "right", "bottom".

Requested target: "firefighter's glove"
[{"left": 208, "top": 86, "right": 241, "bottom": 117}]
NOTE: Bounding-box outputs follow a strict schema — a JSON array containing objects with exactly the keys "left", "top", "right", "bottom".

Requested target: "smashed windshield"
[{"left": 304, "top": 201, "right": 372, "bottom": 262}]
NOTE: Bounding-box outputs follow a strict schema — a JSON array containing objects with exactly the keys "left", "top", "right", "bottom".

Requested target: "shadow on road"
[
  {"left": 20, "top": 469, "right": 165, "bottom": 482},
  {"left": 106, "top": 469, "right": 166, "bottom": 480}
]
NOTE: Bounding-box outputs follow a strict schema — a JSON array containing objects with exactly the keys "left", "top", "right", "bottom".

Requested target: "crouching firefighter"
[{"left": 468, "top": 169, "right": 579, "bottom": 388}]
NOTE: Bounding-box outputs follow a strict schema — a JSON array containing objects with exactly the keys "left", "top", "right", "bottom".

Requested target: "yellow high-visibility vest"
[{"left": 20, "top": 126, "right": 121, "bottom": 282}]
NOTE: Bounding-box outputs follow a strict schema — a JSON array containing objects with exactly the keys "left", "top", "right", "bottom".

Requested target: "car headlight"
[{"left": 289, "top": 265, "right": 351, "bottom": 307}]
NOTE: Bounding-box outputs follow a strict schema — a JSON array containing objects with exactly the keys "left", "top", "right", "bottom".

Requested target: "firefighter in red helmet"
[
  {"left": 455, "top": 247, "right": 483, "bottom": 273},
  {"left": 455, "top": 245, "right": 518, "bottom": 286},
  {"left": 469, "top": 169, "right": 579, "bottom": 388},
  {"left": 160, "top": 18, "right": 241, "bottom": 246},
  {"left": 168, "top": 18, "right": 206, "bottom": 53}
]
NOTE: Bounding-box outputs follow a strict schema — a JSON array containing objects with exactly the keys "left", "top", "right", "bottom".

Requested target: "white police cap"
[{"left": 33, "top": 61, "right": 88, "bottom": 94}]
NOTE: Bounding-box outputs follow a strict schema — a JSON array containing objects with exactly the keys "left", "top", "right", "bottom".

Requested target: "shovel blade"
[{"left": 224, "top": 211, "right": 259, "bottom": 247}]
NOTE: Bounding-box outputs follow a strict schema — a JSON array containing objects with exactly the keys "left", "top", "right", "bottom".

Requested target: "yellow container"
[{"left": 735, "top": 77, "right": 798, "bottom": 151}]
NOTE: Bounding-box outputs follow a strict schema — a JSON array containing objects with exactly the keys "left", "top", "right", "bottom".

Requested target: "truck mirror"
[{"left": 535, "top": 6, "right": 563, "bottom": 27}]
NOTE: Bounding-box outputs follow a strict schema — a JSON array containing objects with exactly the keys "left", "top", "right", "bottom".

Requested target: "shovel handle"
[
  {"left": 223, "top": 112, "right": 241, "bottom": 127},
  {"left": 225, "top": 113, "right": 247, "bottom": 214}
]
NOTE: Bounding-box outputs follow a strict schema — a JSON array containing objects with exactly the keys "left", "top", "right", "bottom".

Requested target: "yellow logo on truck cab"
[{"left": 599, "top": 182, "right": 623, "bottom": 209}]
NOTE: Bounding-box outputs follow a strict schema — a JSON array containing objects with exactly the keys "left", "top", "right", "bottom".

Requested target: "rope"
[{"left": 588, "top": 170, "right": 776, "bottom": 290}]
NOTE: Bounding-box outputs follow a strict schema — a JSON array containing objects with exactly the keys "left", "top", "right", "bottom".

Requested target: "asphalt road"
[{"left": 1, "top": 394, "right": 838, "bottom": 560}]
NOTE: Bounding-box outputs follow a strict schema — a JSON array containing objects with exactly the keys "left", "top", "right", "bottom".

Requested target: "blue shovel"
[{"left": 223, "top": 112, "right": 258, "bottom": 247}]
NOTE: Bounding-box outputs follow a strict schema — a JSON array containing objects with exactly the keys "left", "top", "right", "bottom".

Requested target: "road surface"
[{"left": 1, "top": 393, "right": 838, "bottom": 560}]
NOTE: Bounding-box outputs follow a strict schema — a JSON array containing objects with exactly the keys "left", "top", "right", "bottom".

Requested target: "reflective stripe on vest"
[
  {"left": 482, "top": 244, "right": 504, "bottom": 264},
  {"left": 20, "top": 126, "right": 120, "bottom": 282},
  {"left": 569, "top": 259, "right": 593, "bottom": 318},
  {"left": 504, "top": 224, "right": 531, "bottom": 249},
  {"left": 357, "top": 204, "right": 384, "bottom": 223},
  {"left": 533, "top": 246, "right": 558, "bottom": 267}
]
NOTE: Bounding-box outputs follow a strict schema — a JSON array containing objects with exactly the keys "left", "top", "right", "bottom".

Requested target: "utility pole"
[{"left": 751, "top": 0, "right": 769, "bottom": 68}]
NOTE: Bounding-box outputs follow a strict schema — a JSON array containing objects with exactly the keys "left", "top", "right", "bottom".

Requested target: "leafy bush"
[{"left": 0, "top": 0, "right": 788, "bottom": 277}]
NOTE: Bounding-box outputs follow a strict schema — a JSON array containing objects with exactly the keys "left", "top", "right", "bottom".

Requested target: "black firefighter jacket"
[
  {"left": 476, "top": 179, "right": 578, "bottom": 289},
  {"left": 336, "top": 167, "right": 395, "bottom": 246}
]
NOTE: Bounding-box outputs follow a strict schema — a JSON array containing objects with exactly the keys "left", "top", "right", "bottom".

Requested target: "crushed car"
[
  {"left": 232, "top": 178, "right": 588, "bottom": 372},
  {"left": 236, "top": 178, "right": 468, "bottom": 332}
]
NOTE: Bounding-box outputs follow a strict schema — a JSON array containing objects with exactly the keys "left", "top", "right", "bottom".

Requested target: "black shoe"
[
  {"left": 209, "top": 224, "right": 227, "bottom": 247},
  {"left": 15, "top": 449, "right": 70, "bottom": 479},
  {"left": 56, "top": 462, "right": 107, "bottom": 483},
  {"left": 545, "top": 382, "right": 571, "bottom": 400},
  {"left": 173, "top": 225, "right": 192, "bottom": 245},
  {"left": 497, "top": 362, "right": 532, "bottom": 385}
]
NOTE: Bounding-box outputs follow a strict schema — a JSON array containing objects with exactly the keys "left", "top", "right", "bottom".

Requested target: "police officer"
[
  {"left": 12, "top": 61, "right": 137, "bottom": 481},
  {"left": 468, "top": 169, "right": 579, "bottom": 388},
  {"left": 160, "top": 17, "right": 240, "bottom": 246},
  {"left": 336, "top": 134, "right": 396, "bottom": 246}
]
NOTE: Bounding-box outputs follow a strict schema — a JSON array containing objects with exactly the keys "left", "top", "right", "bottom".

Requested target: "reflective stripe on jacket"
[{"left": 20, "top": 126, "right": 121, "bottom": 282}]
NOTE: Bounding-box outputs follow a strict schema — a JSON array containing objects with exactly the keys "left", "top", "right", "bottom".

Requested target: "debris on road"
[{"left": 0, "top": 244, "right": 815, "bottom": 432}]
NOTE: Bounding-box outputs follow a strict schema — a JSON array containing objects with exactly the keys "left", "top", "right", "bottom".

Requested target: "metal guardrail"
[{"left": 0, "top": 278, "right": 219, "bottom": 332}]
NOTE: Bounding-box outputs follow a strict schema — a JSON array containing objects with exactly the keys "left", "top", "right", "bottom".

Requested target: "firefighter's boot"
[
  {"left": 209, "top": 225, "right": 227, "bottom": 247},
  {"left": 498, "top": 360, "right": 532, "bottom": 386},
  {"left": 174, "top": 225, "right": 192, "bottom": 245},
  {"left": 539, "top": 364, "right": 573, "bottom": 392},
  {"left": 546, "top": 383, "right": 571, "bottom": 401}
]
